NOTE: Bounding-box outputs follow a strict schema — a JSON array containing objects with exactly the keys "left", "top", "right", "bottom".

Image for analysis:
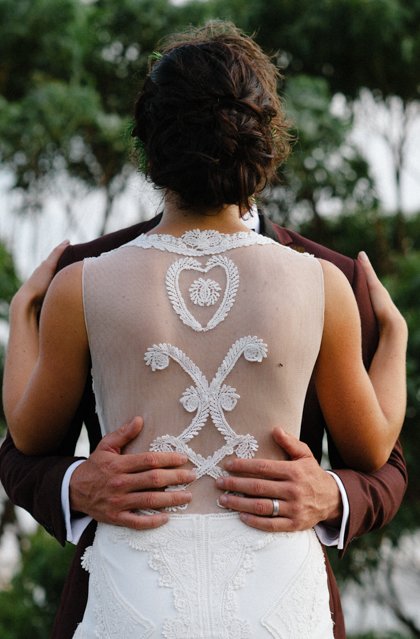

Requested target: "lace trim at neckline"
[{"left": 122, "top": 228, "right": 276, "bottom": 256}]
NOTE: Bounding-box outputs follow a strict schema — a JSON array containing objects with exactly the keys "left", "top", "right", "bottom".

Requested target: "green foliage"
[
  {"left": 0, "top": 528, "right": 75, "bottom": 639},
  {"left": 261, "top": 75, "right": 377, "bottom": 225},
  {"left": 349, "top": 634, "right": 411, "bottom": 639},
  {"left": 0, "top": 242, "right": 20, "bottom": 436},
  {"left": 199, "top": 0, "right": 420, "bottom": 101},
  {"left": 0, "top": 242, "right": 20, "bottom": 319},
  {"left": 0, "top": 0, "right": 182, "bottom": 220}
]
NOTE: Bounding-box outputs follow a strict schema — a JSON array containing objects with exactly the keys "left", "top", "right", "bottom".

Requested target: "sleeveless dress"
[{"left": 73, "top": 229, "right": 334, "bottom": 639}]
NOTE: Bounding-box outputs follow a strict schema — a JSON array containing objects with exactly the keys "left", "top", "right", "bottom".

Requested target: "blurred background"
[{"left": 0, "top": 0, "right": 419, "bottom": 637}]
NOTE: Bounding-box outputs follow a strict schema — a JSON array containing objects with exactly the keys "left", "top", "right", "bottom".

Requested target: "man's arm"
[
  {"left": 0, "top": 430, "right": 84, "bottom": 544},
  {"left": 218, "top": 225, "right": 407, "bottom": 546}
]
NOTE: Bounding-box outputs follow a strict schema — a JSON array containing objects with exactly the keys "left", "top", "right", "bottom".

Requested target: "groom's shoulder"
[
  {"left": 56, "top": 215, "right": 161, "bottom": 271},
  {"left": 268, "top": 218, "right": 356, "bottom": 283}
]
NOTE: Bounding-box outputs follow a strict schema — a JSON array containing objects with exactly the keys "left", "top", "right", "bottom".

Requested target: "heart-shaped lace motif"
[{"left": 166, "top": 255, "right": 239, "bottom": 332}]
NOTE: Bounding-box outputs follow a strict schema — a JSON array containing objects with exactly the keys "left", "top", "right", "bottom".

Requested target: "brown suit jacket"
[{"left": 0, "top": 214, "right": 407, "bottom": 639}]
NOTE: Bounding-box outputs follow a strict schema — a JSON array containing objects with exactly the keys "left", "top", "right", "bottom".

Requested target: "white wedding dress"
[{"left": 73, "top": 229, "right": 334, "bottom": 638}]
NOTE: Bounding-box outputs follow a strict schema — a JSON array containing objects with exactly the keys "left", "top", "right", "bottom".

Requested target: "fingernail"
[
  {"left": 218, "top": 495, "right": 228, "bottom": 505},
  {"left": 240, "top": 513, "right": 250, "bottom": 523},
  {"left": 358, "top": 251, "right": 369, "bottom": 262},
  {"left": 216, "top": 478, "right": 225, "bottom": 487},
  {"left": 60, "top": 239, "right": 70, "bottom": 246},
  {"left": 224, "top": 460, "right": 233, "bottom": 470}
]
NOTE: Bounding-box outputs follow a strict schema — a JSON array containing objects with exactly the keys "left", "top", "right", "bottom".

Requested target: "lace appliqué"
[
  {"left": 261, "top": 532, "right": 333, "bottom": 639},
  {"left": 189, "top": 277, "right": 221, "bottom": 306},
  {"left": 123, "top": 229, "right": 275, "bottom": 256},
  {"left": 113, "top": 517, "right": 275, "bottom": 639},
  {"left": 166, "top": 255, "right": 239, "bottom": 332},
  {"left": 144, "top": 337, "right": 266, "bottom": 493},
  {"left": 77, "top": 544, "right": 155, "bottom": 639}
]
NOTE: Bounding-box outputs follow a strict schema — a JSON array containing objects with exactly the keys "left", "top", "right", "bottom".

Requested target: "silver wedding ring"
[{"left": 271, "top": 498, "right": 280, "bottom": 517}]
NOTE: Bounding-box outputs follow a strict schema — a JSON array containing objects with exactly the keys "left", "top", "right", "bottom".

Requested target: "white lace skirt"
[{"left": 73, "top": 513, "right": 334, "bottom": 639}]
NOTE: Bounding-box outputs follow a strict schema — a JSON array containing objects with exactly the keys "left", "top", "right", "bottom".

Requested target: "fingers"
[
  {"left": 219, "top": 492, "right": 298, "bottom": 532},
  {"left": 219, "top": 492, "right": 283, "bottom": 517},
  {"left": 46, "top": 240, "right": 71, "bottom": 270},
  {"left": 98, "top": 417, "right": 144, "bottom": 453},
  {"left": 216, "top": 474, "right": 289, "bottom": 496},
  {"left": 116, "top": 512, "right": 170, "bottom": 530},
  {"left": 357, "top": 251, "right": 388, "bottom": 302},
  {"left": 239, "top": 513, "right": 295, "bottom": 533},
  {"left": 18, "top": 240, "right": 71, "bottom": 306},
  {"left": 357, "top": 251, "right": 402, "bottom": 326},
  {"left": 111, "top": 467, "right": 196, "bottom": 492},
  {"left": 271, "top": 427, "right": 312, "bottom": 460},
  {"left": 223, "top": 457, "right": 291, "bottom": 480},
  {"left": 111, "top": 488, "right": 192, "bottom": 513},
  {"left": 103, "top": 450, "right": 192, "bottom": 475}
]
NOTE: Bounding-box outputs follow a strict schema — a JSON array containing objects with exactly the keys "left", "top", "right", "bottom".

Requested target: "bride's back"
[{"left": 83, "top": 229, "right": 323, "bottom": 513}]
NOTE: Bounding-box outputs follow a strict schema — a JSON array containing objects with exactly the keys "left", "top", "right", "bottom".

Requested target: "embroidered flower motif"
[
  {"left": 122, "top": 227, "right": 284, "bottom": 256},
  {"left": 243, "top": 339, "right": 268, "bottom": 363},
  {"left": 235, "top": 434, "right": 259, "bottom": 459},
  {"left": 180, "top": 386, "right": 201, "bottom": 413},
  {"left": 182, "top": 229, "right": 227, "bottom": 250},
  {"left": 150, "top": 436, "right": 177, "bottom": 453},
  {"left": 144, "top": 346, "right": 169, "bottom": 371},
  {"left": 189, "top": 278, "right": 221, "bottom": 307},
  {"left": 218, "top": 384, "right": 240, "bottom": 411},
  {"left": 166, "top": 255, "right": 239, "bottom": 332}
]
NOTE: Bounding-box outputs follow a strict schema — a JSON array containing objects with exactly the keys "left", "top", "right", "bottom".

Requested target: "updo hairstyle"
[{"left": 132, "top": 21, "right": 290, "bottom": 212}]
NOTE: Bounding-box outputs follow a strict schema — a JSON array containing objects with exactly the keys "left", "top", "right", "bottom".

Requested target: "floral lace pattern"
[
  {"left": 77, "top": 544, "right": 155, "bottom": 639},
  {"left": 166, "top": 255, "right": 239, "bottom": 332},
  {"left": 261, "top": 532, "right": 333, "bottom": 638},
  {"left": 144, "top": 337, "right": 266, "bottom": 499},
  {"left": 189, "top": 277, "right": 221, "bottom": 306},
  {"left": 112, "top": 517, "right": 275, "bottom": 639},
  {"left": 123, "top": 229, "right": 276, "bottom": 256}
]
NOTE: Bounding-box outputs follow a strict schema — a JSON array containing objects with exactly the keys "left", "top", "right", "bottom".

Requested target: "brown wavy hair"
[{"left": 132, "top": 21, "right": 290, "bottom": 212}]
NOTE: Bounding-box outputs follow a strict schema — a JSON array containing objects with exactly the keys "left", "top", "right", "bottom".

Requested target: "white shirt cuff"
[
  {"left": 61, "top": 460, "right": 93, "bottom": 544},
  {"left": 314, "top": 471, "right": 349, "bottom": 550}
]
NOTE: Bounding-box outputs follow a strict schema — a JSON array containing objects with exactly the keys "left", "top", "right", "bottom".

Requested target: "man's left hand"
[{"left": 216, "top": 427, "right": 342, "bottom": 532}]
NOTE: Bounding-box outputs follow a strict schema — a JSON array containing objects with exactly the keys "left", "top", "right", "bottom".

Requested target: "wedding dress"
[{"left": 73, "top": 229, "right": 334, "bottom": 638}]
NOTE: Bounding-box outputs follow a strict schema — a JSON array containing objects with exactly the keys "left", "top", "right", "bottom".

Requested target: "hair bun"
[{"left": 133, "top": 23, "right": 290, "bottom": 211}]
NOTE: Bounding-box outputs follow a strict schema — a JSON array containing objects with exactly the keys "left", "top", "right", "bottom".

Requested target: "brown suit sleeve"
[
  {"left": 284, "top": 227, "right": 408, "bottom": 554},
  {"left": 328, "top": 258, "right": 407, "bottom": 553},
  {"left": 0, "top": 218, "right": 159, "bottom": 544}
]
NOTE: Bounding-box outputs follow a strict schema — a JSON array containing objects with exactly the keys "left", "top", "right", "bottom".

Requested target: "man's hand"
[
  {"left": 216, "top": 427, "right": 343, "bottom": 532},
  {"left": 70, "top": 417, "right": 195, "bottom": 530}
]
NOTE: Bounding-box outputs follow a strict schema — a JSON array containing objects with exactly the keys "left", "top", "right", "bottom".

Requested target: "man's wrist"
[
  {"left": 317, "top": 471, "right": 349, "bottom": 550},
  {"left": 61, "top": 459, "right": 92, "bottom": 544},
  {"left": 322, "top": 470, "right": 343, "bottom": 527}
]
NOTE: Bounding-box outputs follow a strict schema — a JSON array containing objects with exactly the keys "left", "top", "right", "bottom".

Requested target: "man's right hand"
[{"left": 69, "top": 417, "right": 194, "bottom": 529}]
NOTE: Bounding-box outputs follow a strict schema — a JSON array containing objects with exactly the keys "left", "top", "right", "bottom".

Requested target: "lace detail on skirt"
[
  {"left": 75, "top": 517, "right": 333, "bottom": 639},
  {"left": 113, "top": 515, "right": 275, "bottom": 639},
  {"left": 78, "top": 540, "right": 155, "bottom": 638},
  {"left": 261, "top": 530, "right": 334, "bottom": 638}
]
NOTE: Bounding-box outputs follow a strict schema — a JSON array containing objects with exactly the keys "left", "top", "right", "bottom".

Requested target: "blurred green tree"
[
  {"left": 260, "top": 75, "right": 378, "bottom": 230},
  {"left": 0, "top": 0, "right": 182, "bottom": 233},
  {"left": 0, "top": 527, "right": 74, "bottom": 639}
]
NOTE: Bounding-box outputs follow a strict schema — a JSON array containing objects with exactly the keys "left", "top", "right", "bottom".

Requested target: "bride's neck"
[{"left": 151, "top": 193, "right": 251, "bottom": 236}]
